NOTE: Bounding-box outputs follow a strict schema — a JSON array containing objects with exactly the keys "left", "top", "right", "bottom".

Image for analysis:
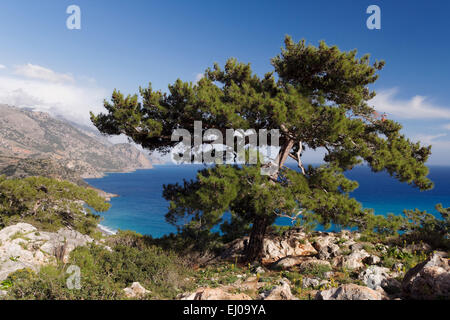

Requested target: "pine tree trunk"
[
  {"left": 244, "top": 138, "right": 292, "bottom": 262},
  {"left": 244, "top": 216, "right": 268, "bottom": 262}
]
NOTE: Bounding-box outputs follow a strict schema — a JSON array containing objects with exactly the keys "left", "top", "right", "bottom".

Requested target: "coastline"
[
  {"left": 97, "top": 223, "right": 117, "bottom": 236},
  {"left": 86, "top": 168, "right": 156, "bottom": 237}
]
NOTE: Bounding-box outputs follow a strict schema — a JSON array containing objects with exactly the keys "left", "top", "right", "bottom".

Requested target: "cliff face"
[
  {"left": 108, "top": 143, "right": 153, "bottom": 172},
  {"left": 0, "top": 104, "right": 152, "bottom": 179}
]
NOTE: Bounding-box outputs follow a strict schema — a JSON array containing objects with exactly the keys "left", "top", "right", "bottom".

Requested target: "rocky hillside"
[
  {"left": 0, "top": 222, "right": 448, "bottom": 300},
  {"left": 0, "top": 157, "right": 87, "bottom": 185},
  {"left": 179, "top": 229, "right": 450, "bottom": 300},
  {"left": 0, "top": 104, "right": 152, "bottom": 179}
]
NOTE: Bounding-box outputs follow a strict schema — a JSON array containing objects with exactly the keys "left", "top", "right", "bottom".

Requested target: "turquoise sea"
[{"left": 85, "top": 164, "right": 450, "bottom": 238}]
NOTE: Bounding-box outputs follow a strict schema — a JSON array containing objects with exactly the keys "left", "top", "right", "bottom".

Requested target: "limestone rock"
[
  {"left": 338, "top": 230, "right": 352, "bottom": 241},
  {"left": 302, "top": 277, "right": 320, "bottom": 289},
  {"left": 221, "top": 230, "right": 316, "bottom": 264},
  {"left": 237, "top": 276, "right": 266, "bottom": 292},
  {"left": 358, "top": 266, "right": 390, "bottom": 290},
  {"left": 402, "top": 252, "right": 450, "bottom": 300},
  {"left": 342, "top": 240, "right": 357, "bottom": 247},
  {"left": 315, "top": 284, "right": 384, "bottom": 300},
  {"left": 255, "top": 266, "right": 265, "bottom": 274},
  {"left": 261, "top": 279, "right": 298, "bottom": 300},
  {"left": 40, "top": 228, "right": 94, "bottom": 263},
  {"left": 313, "top": 236, "right": 340, "bottom": 260},
  {"left": 340, "top": 249, "right": 370, "bottom": 270},
  {"left": 261, "top": 237, "right": 317, "bottom": 265},
  {"left": 123, "top": 282, "right": 151, "bottom": 298},
  {"left": 271, "top": 256, "right": 305, "bottom": 269},
  {"left": 0, "top": 223, "right": 94, "bottom": 281},
  {"left": 272, "top": 256, "right": 330, "bottom": 271}
]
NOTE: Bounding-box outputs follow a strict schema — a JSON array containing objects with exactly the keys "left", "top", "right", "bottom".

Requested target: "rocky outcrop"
[
  {"left": 302, "top": 277, "right": 320, "bottom": 289},
  {"left": 358, "top": 265, "right": 402, "bottom": 296},
  {"left": 402, "top": 252, "right": 450, "bottom": 300},
  {"left": 359, "top": 266, "right": 392, "bottom": 290},
  {"left": 123, "top": 282, "right": 151, "bottom": 298},
  {"left": 261, "top": 234, "right": 317, "bottom": 265},
  {"left": 270, "top": 256, "right": 304, "bottom": 269},
  {"left": 180, "top": 287, "right": 252, "bottom": 300},
  {"left": 220, "top": 229, "right": 317, "bottom": 265},
  {"left": 260, "top": 279, "right": 298, "bottom": 300},
  {"left": 313, "top": 235, "right": 340, "bottom": 260},
  {"left": 315, "top": 284, "right": 385, "bottom": 300},
  {"left": 334, "top": 249, "right": 370, "bottom": 270},
  {"left": 0, "top": 223, "right": 94, "bottom": 281}
]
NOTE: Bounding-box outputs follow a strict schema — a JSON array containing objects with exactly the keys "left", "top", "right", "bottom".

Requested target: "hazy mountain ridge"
[{"left": 0, "top": 104, "right": 152, "bottom": 179}]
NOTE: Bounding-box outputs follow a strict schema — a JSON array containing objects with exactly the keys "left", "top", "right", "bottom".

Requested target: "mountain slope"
[{"left": 0, "top": 104, "right": 152, "bottom": 179}]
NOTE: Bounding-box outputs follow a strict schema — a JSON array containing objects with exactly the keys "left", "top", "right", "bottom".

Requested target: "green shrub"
[
  {"left": 6, "top": 242, "right": 192, "bottom": 300},
  {"left": 0, "top": 175, "right": 110, "bottom": 235},
  {"left": 402, "top": 205, "right": 449, "bottom": 250},
  {"left": 300, "top": 263, "right": 332, "bottom": 279}
]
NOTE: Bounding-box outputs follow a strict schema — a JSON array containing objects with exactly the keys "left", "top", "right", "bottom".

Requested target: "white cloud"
[
  {"left": 427, "top": 140, "right": 450, "bottom": 165},
  {"left": 0, "top": 71, "right": 107, "bottom": 126},
  {"left": 194, "top": 73, "right": 204, "bottom": 83},
  {"left": 412, "top": 133, "right": 447, "bottom": 145},
  {"left": 14, "top": 63, "right": 74, "bottom": 83},
  {"left": 370, "top": 88, "right": 450, "bottom": 120},
  {"left": 0, "top": 64, "right": 6, "bottom": 70},
  {"left": 369, "top": 88, "right": 450, "bottom": 164}
]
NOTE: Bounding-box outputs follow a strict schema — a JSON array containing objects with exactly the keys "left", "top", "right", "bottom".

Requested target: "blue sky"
[{"left": 0, "top": 0, "right": 449, "bottom": 164}]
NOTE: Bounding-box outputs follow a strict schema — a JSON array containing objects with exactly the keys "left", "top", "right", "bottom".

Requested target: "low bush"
[
  {"left": 0, "top": 175, "right": 109, "bottom": 235},
  {"left": 6, "top": 242, "right": 192, "bottom": 300}
]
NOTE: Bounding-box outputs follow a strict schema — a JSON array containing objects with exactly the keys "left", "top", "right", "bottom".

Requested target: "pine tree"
[
  {"left": 402, "top": 204, "right": 449, "bottom": 249},
  {"left": 0, "top": 175, "right": 110, "bottom": 234},
  {"left": 91, "top": 36, "right": 433, "bottom": 261}
]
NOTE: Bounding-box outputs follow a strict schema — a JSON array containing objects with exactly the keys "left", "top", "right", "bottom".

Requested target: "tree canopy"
[{"left": 91, "top": 36, "right": 433, "bottom": 261}]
